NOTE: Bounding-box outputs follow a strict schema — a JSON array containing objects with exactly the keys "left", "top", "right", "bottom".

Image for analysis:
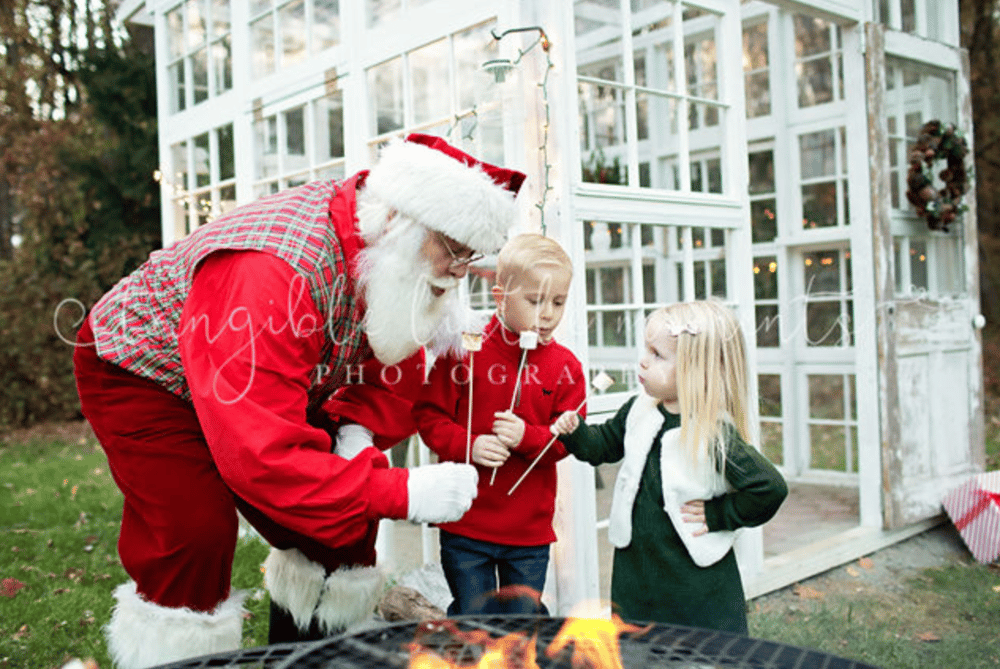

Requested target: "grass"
[
  {"left": 2, "top": 430, "right": 999, "bottom": 669},
  {"left": 748, "top": 563, "right": 1000, "bottom": 667},
  {"left": 0, "top": 436, "right": 270, "bottom": 669}
]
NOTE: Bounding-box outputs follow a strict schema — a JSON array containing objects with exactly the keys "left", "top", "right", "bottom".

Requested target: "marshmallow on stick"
[
  {"left": 490, "top": 330, "right": 540, "bottom": 485},
  {"left": 508, "top": 371, "right": 614, "bottom": 495},
  {"left": 461, "top": 332, "right": 483, "bottom": 465}
]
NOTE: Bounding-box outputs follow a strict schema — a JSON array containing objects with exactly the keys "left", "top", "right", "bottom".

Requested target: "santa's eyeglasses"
[{"left": 437, "top": 232, "right": 484, "bottom": 269}]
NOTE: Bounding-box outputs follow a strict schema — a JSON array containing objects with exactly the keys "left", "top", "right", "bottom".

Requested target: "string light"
[{"left": 485, "top": 26, "right": 554, "bottom": 234}]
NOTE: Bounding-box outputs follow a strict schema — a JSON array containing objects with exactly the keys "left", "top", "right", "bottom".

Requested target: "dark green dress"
[{"left": 560, "top": 396, "right": 787, "bottom": 633}]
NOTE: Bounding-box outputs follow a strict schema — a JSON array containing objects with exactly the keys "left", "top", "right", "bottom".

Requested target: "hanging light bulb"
[{"left": 482, "top": 58, "right": 515, "bottom": 83}]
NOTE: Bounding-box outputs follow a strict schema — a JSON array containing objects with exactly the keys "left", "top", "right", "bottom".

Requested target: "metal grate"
[
  {"left": 153, "top": 641, "right": 306, "bottom": 668},
  {"left": 273, "top": 616, "right": 881, "bottom": 669}
]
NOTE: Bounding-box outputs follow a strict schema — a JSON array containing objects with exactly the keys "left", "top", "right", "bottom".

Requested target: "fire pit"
[{"left": 152, "top": 616, "right": 879, "bottom": 669}]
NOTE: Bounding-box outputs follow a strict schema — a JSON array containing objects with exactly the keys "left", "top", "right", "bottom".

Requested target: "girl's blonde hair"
[{"left": 646, "top": 300, "right": 754, "bottom": 468}]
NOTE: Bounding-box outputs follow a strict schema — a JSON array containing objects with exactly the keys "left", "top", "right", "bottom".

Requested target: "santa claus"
[{"left": 72, "top": 134, "right": 525, "bottom": 668}]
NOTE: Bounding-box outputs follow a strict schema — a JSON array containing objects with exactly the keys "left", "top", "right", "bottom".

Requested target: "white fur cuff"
[
  {"left": 263, "top": 547, "right": 326, "bottom": 631},
  {"left": 264, "top": 547, "right": 385, "bottom": 634},
  {"left": 315, "top": 565, "right": 385, "bottom": 634},
  {"left": 105, "top": 581, "right": 245, "bottom": 669}
]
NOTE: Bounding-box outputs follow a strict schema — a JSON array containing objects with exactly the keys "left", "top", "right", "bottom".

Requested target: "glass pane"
[
  {"left": 810, "top": 424, "right": 847, "bottom": 470},
  {"left": 212, "top": 37, "right": 232, "bottom": 94},
  {"left": 170, "top": 62, "right": 185, "bottom": 113},
  {"left": 410, "top": 39, "right": 450, "bottom": 125},
  {"left": 171, "top": 141, "right": 188, "bottom": 191},
  {"left": 797, "top": 56, "right": 835, "bottom": 108},
  {"left": 745, "top": 71, "right": 770, "bottom": 118},
  {"left": 806, "top": 301, "right": 844, "bottom": 346},
  {"left": 166, "top": 6, "right": 184, "bottom": 59},
  {"left": 455, "top": 23, "right": 497, "bottom": 111},
  {"left": 369, "top": 57, "right": 404, "bottom": 135},
  {"left": 193, "top": 133, "right": 210, "bottom": 187},
  {"left": 804, "top": 250, "right": 841, "bottom": 294},
  {"left": 694, "top": 262, "right": 706, "bottom": 299},
  {"left": 255, "top": 116, "right": 279, "bottom": 180},
  {"left": 280, "top": 0, "right": 306, "bottom": 67},
  {"left": 751, "top": 199, "right": 777, "bottom": 243},
  {"left": 755, "top": 305, "right": 779, "bottom": 348},
  {"left": 748, "top": 150, "right": 774, "bottom": 194},
  {"left": 212, "top": 0, "right": 230, "bottom": 36},
  {"left": 602, "top": 311, "right": 632, "bottom": 347},
  {"left": 575, "top": 0, "right": 625, "bottom": 83},
  {"left": 759, "top": 373, "right": 782, "bottom": 416},
  {"left": 802, "top": 182, "right": 838, "bottom": 228},
  {"left": 191, "top": 49, "right": 208, "bottom": 104},
  {"left": 901, "top": 0, "right": 916, "bottom": 33},
  {"left": 601, "top": 266, "right": 629, "bottom": 304},
  {"left": 251, "top": 0, "right": 272, "bottom": 16},
  {"left": 217, "top": 124, "right": 234, "bottom": 181},
  {"left": 315, "top": 91, "right": 345, "bottom": 161},
  {"left": 367, "top": 0, "right": 400, "bottom": 28},
  {"left": 251, "top": 16, "right": 275, "bottom": 78},
  {"left": 809, "top": 374, "right": 844, "bottom": 419},
  {"left": 710, "top": 258, "right": 726, "bottom": 298},
  {"left": 761, "top": 421, "right": 783, "bottom": 465},
  {"left": 186, "top": 0, "right": 207, "bottom": 49},
  {"left": 314, "top": 0, "right": 340, "bottom": 50},
  {"left": 688, "top": 99, "right": 720, "bottom": 130},
  {"left": 800, "top": 130, "right": 836, "bottom": 179},
  {"left": 685, "top": 36, "right": 717, "bottom": 101},
  {"left": 754, "top": 256, "right": 778, "bottom": 300},
  {"left": 578, "top": 80, "right": 627, "bottom": 159},
  {"left": 284, "top": 106, "right": 306, "bottom": 160},
  {"left": 909, "top": 239, "right": 928, "bottom": 290},
  {"left": 794, "top": 15, "right": 831, "bottom": 57},
  {"left": 743, "top": 22, "right": 768, "bottom": 70},
  {"left": 219, "top": 184, "right": 237, "bottom": 215}
]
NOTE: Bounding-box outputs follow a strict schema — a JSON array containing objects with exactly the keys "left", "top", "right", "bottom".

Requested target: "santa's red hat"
[{"left": 362, "top": 133, "right": 527, "bottom": 253}]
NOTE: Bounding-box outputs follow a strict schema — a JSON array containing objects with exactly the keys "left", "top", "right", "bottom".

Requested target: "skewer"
[
  {"left": 461, "top": 332, "right": 483, "bottom": 465},
  {"left": 507, "top": 371, "right": 614, "bottom": 495},
  {"left": 491, "top": 331, "right": 539, "bottom": 485}
]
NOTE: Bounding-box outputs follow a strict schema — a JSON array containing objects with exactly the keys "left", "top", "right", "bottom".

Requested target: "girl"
[{"left": 551, "top": 300, "right": 787, "bottom": 633}]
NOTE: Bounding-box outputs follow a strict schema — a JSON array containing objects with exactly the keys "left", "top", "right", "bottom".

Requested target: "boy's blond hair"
[
  {"left": 646, "top": 300, "right": 754, "bottom": 469},
  {"left": 495, "top": 233, "right": 572, "bottom": 291}
]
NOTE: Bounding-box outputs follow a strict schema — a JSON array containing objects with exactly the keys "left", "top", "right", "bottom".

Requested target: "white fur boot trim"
[
  {"left": 105, "top": 581, "right": 246, "bottom": 669},
  {"left": 263, "top": 547, "right": 325, "bottom": 631},
  {"left": 314, "top": 565, "right": 385, "bottom": 635}
]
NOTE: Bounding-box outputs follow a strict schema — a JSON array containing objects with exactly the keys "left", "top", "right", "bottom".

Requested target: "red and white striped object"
[{"left": 941, "top": 471, "right": 1000, "bottom": 564}]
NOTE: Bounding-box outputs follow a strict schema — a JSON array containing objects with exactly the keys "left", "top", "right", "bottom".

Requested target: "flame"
[
  {"left": 406, "top": 613, "right": 649, "bottom": 669},
  {"left": 546, "top": 615, "right": 651, "bottom": 669}
]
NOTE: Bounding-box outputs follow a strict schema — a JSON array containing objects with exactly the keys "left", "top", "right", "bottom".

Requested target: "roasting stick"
[
  {"left": 462, "top": 332, "right": 483, "bottom": 465},
  {"left": 508, "top": 371, "right": 614, "bottom": 495},
  {"left": 490, "top": 331, "right": 539, "bottom": 485}
]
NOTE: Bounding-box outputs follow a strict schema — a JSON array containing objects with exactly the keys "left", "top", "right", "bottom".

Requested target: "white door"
[{"left": 866, "top": 24, "right": 985, "bottom": 528}]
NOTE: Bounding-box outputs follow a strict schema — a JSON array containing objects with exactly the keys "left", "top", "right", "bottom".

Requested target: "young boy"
[{"left": 413, "top": 233, "right": 586, "bottom": 615}]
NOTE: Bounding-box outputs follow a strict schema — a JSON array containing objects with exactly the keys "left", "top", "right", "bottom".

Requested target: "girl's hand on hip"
[{"left": 681, "top": 500, "right": 708, "bottom": 536}]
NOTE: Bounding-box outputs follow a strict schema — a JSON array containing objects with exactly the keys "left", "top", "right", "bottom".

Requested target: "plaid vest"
[{"left": 89, "top": 175, "right": 368, "bottom": 413}]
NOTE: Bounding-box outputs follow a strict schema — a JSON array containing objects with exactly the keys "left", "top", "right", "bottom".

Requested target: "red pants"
[{"left": 74, "top": 319, "right": 377, "bottom": 613}]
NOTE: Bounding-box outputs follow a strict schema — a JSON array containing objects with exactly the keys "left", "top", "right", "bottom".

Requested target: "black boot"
[{"left": 268, "top": 598, "right": 330, "bottom": 644}]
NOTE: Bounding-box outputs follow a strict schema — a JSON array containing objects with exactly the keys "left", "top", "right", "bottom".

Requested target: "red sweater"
[
  {"left": 179, "top": 250, "right": 409, "bottom": 550},
  {"left": 414, "top": 315, "right": 586, "bottom": 545}
]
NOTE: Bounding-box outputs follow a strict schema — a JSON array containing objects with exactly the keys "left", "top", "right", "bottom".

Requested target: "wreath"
[{"left": 904, "top": 120, "right": 969, "bottom": 232}]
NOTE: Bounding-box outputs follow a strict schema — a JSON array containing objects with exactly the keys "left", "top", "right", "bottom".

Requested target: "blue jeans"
[{"left": 439, "top": 530, "right": 551, "bottom": 616}]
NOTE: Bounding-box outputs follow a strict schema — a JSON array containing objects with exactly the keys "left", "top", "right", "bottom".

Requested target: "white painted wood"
[
  {"left": 761, "top": 0, "right": 863, "bottom": 24},
  {"left": 744, "top": 517, "right": 943, "bottom": 598}
]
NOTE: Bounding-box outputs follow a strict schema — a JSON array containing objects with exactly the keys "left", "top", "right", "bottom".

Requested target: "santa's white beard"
[{"left": 354, "top": 215, "right": 469, "bottom": 365}]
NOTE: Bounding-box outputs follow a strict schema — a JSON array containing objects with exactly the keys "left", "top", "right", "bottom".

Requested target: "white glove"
[
  {"left": 334, "top": 424, "right": 374, "bottom": 460},
  {"left": 406, "top": 462, "right": 478, "bottom": 524}
]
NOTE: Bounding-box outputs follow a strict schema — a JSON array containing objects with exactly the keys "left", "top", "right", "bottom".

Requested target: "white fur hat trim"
[{"left": 363, "top": 137, "right": 522, "bottom": 254}]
